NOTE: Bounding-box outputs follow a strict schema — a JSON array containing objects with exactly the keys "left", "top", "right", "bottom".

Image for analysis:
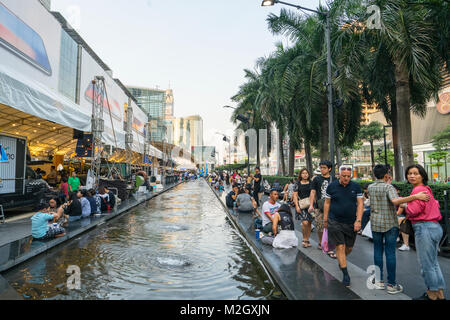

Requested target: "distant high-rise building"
[
  {"left": 126, "top": 86, "right": 173, "bottom": 143},
  {"left": 171, "top": 116, "right": 204, "bottom": 151},
  {"left": 165, "top": 89, "right": 174, "bottom": 118}
]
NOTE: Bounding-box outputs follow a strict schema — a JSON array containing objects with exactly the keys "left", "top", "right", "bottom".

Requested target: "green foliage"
[
  {"left": 354, "top": 180, "right": 449, "bottom": 208},
  {"left": 215, "top": 163, "right": 247, "bottom": 172},
  {"left": 264, "top": 175, "right": 449, "bottom": 208},
  {"left": 375, "top": 149, "right": 395, "bottom": 169},
  {"left": 359, "top": 121, "right": 384, "bottom": 143},
  {"left": 432, "top": 125, "right": 450, "bottom": 151}
]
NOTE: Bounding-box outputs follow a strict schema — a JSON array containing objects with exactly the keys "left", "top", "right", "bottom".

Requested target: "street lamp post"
[
  {"left": 223, "top": 106, "right": 252, "bottom": 175},
  {"left": 216, "top": 133, "right": 232, "bottom": 167},
  {"left": 262, "top": 0, "right": 335, "bottom": 168}
]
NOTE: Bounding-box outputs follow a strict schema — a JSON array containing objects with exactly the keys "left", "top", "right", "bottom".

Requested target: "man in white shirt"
[{"left": 261, "top": 189, "right": 281, "bottom": 234}]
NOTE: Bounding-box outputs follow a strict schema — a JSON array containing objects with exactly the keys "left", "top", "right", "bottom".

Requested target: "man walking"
[
  {"left": 368, "top": 164, "right": 430, "bottom": 294},
  {"left": 323, "top": 166, "right": 364, "bottom": 287},
  {"left": 308, "top": 160, "right": 337, "bottom": 256}
]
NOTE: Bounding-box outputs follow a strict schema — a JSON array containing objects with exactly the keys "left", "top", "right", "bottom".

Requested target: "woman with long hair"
[
  {"left": 293, "top": 168, "right": 314, "bottom": 248},
  {"left": 403, "top": 164, "right": 445, "bottom": 300}
]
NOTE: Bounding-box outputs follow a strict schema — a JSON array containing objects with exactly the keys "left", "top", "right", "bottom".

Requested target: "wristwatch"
[{"left": 356, "top": 219, "right": 362, "bottom": 223}]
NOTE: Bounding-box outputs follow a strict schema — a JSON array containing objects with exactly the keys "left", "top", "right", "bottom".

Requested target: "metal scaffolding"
[{"left": 91, "top": 76, "right": 105, "bottom": 189}]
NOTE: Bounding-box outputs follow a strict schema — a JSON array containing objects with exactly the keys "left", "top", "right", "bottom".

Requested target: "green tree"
[
  {"left": 358, "top": 121, "right": 384, "bottom": 170},
  {"left": 432, "top": 125, "right": 450, "bottom": 151}
]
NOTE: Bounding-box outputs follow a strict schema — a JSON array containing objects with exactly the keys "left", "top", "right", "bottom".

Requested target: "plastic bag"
[
  {"left": 321, "top": 228, "right": 335, "bottom": 253},
  {"left": 273, "top": 230, "right": 298, "bottom": 249},
  {"left": 362, "top": 220, "right": 373, "bottom": 239}
]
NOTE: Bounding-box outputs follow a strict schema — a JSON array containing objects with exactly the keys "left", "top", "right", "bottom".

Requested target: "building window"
[{"left": 58, "top": 30, "right": 78, "bottom": 102}]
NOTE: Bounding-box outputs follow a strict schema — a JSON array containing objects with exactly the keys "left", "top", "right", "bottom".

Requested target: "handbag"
[
  {"left": 399, "top": 218, "right": 414, "bottom": 235},
  {"left": 299, "top": 197, "right": 310, "bottom": 210}
]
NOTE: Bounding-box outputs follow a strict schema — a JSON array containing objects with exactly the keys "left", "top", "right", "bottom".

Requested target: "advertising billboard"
[
  {"left": 0, "top": 0, "right": 91, "bottom": 132},
  {"left": 80, "top": 48, "right": 126, "bottom": 148},
  {"left": 131, "top": 102, "right": 147, "bottom": 153},
  {"left": 0, "top": 1, "right": 52, "bottom": 75}
]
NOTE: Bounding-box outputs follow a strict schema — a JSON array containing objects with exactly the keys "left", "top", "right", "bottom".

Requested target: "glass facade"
[
  {"left": 58, "top": 29, "right": 78, "bottom": 102},
  {"left": 127, "top": 87, "right": 167, "bottom": 142}
]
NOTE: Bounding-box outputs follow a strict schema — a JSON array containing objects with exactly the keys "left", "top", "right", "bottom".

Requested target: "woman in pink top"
[{"left": 403, "top": 164, "right": 445, "bottom": 300}]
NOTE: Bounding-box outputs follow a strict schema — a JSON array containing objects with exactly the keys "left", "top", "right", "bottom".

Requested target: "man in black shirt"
[
  {"left": 308, "top": 160, "right": 336, "bottom": 253},
  {"left": 252, "top": 167, "right": 263, "bottom": 207},
  {"left": 323, "top": 166, "right": 364, "bottom": 288}
]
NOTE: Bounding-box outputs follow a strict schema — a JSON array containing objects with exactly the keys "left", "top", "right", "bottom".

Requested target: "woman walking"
[
  {"left": 403, "top": 164, "right": 446, "bottom": 300},
  {"left": 293, "top": 169, "right": 314, "bottom": 249}
]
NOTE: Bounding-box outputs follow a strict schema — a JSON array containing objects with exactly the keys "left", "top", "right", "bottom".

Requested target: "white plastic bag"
[
  {"left": 272, "top": 230, "right": 298, "bottom": 249},
  {"left": 362, "top": 220, "right": 373, "bottom": 239}
]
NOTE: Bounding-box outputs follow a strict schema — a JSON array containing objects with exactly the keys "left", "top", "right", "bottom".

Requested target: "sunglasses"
[{"left": 339, "top": 166, "right": 352, "bottom": 172}]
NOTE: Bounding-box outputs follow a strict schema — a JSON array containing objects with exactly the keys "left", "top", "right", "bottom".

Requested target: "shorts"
[
  {"left": 314, "top": 209, "right": 325, "bottom": 232},
  {"left": 298, "top": 209, "right": 314, "bottom": 222},
  {"left": 263, "top": 222, "right": 273, "bottom": 234},
  {"left": 34, "top": 225, "right": 65, "bottom": 241},
  {"left": 328, "top": 219, "right": 357, "bottom": 248}
]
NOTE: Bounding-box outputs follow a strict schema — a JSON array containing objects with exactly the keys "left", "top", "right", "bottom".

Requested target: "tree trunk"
[
  {"left": 320, "top": 102, "right": 329, "bottom": 161},
  {"left": 394, "top": 61, "right": 415, "bottom": 177},
  {"left": 289, "top": 137, "right": 295, "bottom": 177},
  {"left": 336, "top": 146, "right": 342, "bottom": 170},
  {"left": 391, "top": 101, "right": 403, "bottom": 181},
  {"left": 370, "top": 140, "right": 375, "bottom": 172},
  {"left": 305, "top": 140, "right": 313, "bottom": 176}
]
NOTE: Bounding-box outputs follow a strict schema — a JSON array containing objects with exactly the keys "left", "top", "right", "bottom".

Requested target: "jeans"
[
  {"left": 254, "top": 218, "right": 263, "bottom": 230},
  {"left": 68, "top": 215, "right": 81, "bottom": 222},
  {"left": 372, "top": 227, "right": 399, "bottom": 286},
  {"left": 412, "top": 222, "right": 446, "bottom": 291}
]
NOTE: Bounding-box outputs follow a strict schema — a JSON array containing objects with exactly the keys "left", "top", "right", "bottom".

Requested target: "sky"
[{"left": 51, "top": 0, "right": 322, "bottom": 161}]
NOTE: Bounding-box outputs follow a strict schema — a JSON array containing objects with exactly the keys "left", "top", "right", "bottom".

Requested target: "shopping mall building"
[{"left": 0, "top": 0, "right": 166, "bottom": 179}]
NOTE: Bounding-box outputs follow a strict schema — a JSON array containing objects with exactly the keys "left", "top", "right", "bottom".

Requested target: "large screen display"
[{"left": 0, "top": 1, "right": 52, "bottom": 75}]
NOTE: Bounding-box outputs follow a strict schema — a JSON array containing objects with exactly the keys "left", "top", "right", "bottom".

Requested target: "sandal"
[
  {"left": 317, "top": 245, "right": 322, "bottom": 250},
  {"left": 327, "top": 251, "right": 337, "bottom": 259},
  {"left": 302, "top": 240, "right": 311, "bottom": 248}
]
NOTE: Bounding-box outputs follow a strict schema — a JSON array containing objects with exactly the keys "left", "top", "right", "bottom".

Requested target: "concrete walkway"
[{"left": 211, "top": 184, "right": 448, "bottom": 300}]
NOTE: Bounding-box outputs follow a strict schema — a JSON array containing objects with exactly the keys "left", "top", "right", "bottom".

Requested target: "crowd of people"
[
  {"left": 31, "top": 169, "right": 122, "bottom": 242},
  {"left": 216, "top": 161, "right": 446, "bottom": 301}
]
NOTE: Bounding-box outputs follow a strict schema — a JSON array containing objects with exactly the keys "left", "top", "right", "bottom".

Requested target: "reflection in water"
[{"left": 3, "top": 180, "right": 282, "bottom": 300}]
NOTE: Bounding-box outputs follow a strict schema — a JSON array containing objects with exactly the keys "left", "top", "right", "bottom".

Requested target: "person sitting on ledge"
[
  {"left": 272, "top": 204, "right": 298, "bottom": 249},
  {"left": 105, "top": 187, "right": 116, "bottom": 209},
  {"left": 78, "top": 189, "right": 92, "bottom": 218},
  {"left": 226, "top": 185, "right": 239, "bottom": 209},
  {"left": 31, "top": 203, "right": 65, "bottom": 241},
  {"left": 236, "top": 186, "right": 256, "bottom": 214}
]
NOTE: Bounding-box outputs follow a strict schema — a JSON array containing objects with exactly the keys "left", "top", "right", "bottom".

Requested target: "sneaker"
[
  {"left": 342, "top": 275, "right": 351, "bottom": 288},
  {"left": 387, "top": 284, "right": 403, "bottom": 294},
  {"left": 399, "top": 244, "right": 410, "bottom": 251},
  {"left": 372, "top": 280, "right": 385, "bottom": 290}
]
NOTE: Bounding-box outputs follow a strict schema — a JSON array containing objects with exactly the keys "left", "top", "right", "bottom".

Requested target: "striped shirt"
[{"left": 368, "top": 180, "right": 399, "bottom": 233}]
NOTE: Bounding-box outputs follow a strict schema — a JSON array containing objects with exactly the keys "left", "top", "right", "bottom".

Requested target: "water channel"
[{"left": 3, "top": 180, "right": 284, "bottom": 300}]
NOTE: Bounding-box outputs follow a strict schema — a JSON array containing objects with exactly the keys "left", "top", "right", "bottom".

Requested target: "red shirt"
[
  {"left": 405, "top": 185, "right": 441, "bottom": 224},
  {"left": 60, "top": 182, "right": 69, "bottom": 197}
]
